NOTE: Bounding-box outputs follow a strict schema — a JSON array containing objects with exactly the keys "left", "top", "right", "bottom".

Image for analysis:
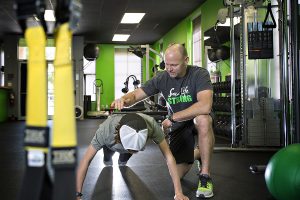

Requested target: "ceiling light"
[
  {"left": 112, "top": 34, "right": 130, "bottom": 42},
  {"left": 44, "top": 10, "right": 56, "bottom": 22},
  {"left": 121, "top": 13, "right": 145, "bottom": 24}
]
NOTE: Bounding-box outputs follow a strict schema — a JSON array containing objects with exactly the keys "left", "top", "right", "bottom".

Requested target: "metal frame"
[
  {"left": 141, "top": 44, "right": 163, "bottom": 81},
  {"left": 290, "top": 0, "right": 300, "bottom": 143},
  {"left": 240, "top": 5, "right": 247, "bottom": 146},
  {"left": 227, "top": 0, "right": 292, "bottom": 148},
  {"left": 278, "top": 0, "right": 290, "bottom": 146},
  {"left": 229, "top": 4, "right": 237, "bottom": 147}
]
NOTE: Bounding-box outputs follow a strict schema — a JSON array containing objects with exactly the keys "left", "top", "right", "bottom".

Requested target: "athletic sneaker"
[{"left": 196, "top": 174, "right": 214, "bottom": 198}]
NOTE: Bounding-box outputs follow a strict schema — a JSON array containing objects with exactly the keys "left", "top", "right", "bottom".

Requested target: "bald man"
[{"left": 111, "top": 43, "right": 215, "bottom": 198}]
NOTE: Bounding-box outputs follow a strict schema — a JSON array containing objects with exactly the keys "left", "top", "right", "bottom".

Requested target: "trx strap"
[
  {"left": 15, "top": 1, "right": 51, "bottom": 200},
  {"left": 51, "top": 1, "right": 82, "bottom": 199},
  {"left": 16, "top": 0, "right": 82, "bottom": 199},
  {"left": 51, "top": 23, "right": 77, "bottom": 200},
  {"left": 263, "top": 2, "right": 277, "bottom": 29}
]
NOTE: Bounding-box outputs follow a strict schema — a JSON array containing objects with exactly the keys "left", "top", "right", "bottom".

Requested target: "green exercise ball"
[{"left": 265, "top": 143, "right": 300, "bottom": 200}]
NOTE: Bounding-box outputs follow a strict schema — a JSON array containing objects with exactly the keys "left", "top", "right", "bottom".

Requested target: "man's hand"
[
  {"left": 161, "top": 118, "right": 173, "bottom": 133},
  {"left": 174, "top": 193, "right": 189, "bottom": 200},
  {"left": 111, "top": 98, "right": 125, "bottom": 111}
]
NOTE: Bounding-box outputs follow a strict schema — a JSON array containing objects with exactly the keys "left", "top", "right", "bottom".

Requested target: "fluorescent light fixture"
[
  {"left": 112, "top": 34, "right": 130, "bottom": 41},
  {"left": 121, "top": 13, "right": 145, "bottom": 24},
  {"left": 204, "top": 36, "right": 210, "bottom": 40},
  {"left": 44, "top": 10, "right": 56, "bottom": 22},
  {"left": 218, "top": 17, "right": 240, "bottom": 27}
]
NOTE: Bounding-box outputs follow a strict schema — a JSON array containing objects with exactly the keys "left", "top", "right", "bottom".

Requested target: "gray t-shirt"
[
  {"left": 91, "top": 113, "right": 165, "bottom": 152},
  {"left": 141, "top": 66, "right": 212, "bottom": 130}
]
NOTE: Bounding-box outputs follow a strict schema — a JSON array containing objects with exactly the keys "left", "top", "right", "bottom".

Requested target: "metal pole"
[
  {"left": 253, "top": 11, "right": 258, "bottom": 99},
  {"left": 230, "top": 4, "right": 236, "bottom": 147},
  {"left": 279, "top": 0, "right": 290, "bottom": 146},
  {"left": 240, "top": 5, "right": 247, "bottom": 145},
  {"left": 146, "top": 45, "right": 150, "bottom": 81},
  {"left": 290, "top": 0, "right": 300, "bottom": 143},
  {"left": 96, "top": 86, "right": 101, "bottom": 112},
  {"left": 268, "top": 59, "right": 271, "bottom": 96},
  {"left": 254, "top": 60, "right": 258, "bottom": 98}
]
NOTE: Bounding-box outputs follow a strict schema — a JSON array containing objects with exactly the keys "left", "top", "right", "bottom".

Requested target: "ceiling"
[{"left": 0, "top": 0, "right": 206, "bottom": 45}]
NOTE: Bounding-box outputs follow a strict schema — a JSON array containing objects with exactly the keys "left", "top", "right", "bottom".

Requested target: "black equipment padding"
[
  {"left": 24, "top": 126, "right": 49, "bottom": 147},
  {"left": 208, "top": 48, "right": 218, "bottom": 62},
  {"left": 216, "top": 46, "right": 230, "bottom": 60},
  {"left": 248, "top": 22, "right": 274, "bottom": 59}
]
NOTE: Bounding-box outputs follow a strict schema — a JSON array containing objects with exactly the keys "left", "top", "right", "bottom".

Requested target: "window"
[
  {"left": 18, "top": 46, "right": 56, "bottom": 61},
  {"left": 83, "top": 58, "right": 96, "bottom": 101},
  {"left": 114, "top": 47, "right": 142, "bottom": 99},
  {"left": 17, "top": 38, "right": 56, "bottom": 118},
  {"left": 192, "top": 16, "right": 202, "bottom": 67}
]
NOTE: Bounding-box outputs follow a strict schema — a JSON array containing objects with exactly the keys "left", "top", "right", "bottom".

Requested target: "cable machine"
[{"left": 213, "top": 0, "right": 294, "bottom": 150}]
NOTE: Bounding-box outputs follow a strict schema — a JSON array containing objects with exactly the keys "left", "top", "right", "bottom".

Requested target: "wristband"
[
  {"left": 167, "top": 114, "right": 176, "bottom": 123},
  {"left": 76, "top": 192, "right": 83, "bottom": 197}
]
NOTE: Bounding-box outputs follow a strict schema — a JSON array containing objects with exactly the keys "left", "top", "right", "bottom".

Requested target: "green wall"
[
  {"left": 0, "top": 88, "right": 9, "bottom": 122},
  {"left": 95, "top": 44, "right": 115, "bottom": 107}
]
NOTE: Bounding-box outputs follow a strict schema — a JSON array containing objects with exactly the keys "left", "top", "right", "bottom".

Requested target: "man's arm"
[
  {"left": 158, "top": 139, "right": 189, "bottom": 200},
  {"left": 172, "top": 89, "right": 213, "bottom": 122},
  {"left": 76, "top": 144, "right": 98, "bottom": 199},
  {"left": 111, "top": 88, "right": 148, "bottom": 110}
]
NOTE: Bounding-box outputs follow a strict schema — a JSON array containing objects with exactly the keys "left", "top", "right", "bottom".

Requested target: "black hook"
[{"left": 262, "top": 2, "right": 276, "bottom": 29}]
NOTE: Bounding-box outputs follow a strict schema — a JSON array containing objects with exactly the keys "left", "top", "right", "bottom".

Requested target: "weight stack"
[{"left": 84, "top": 95, "right": 91, "bottom": 118}]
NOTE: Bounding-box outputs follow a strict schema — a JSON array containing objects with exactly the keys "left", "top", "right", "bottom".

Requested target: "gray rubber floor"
[{"left": 0, "top": 119, "right": 275, "bottom": 200}]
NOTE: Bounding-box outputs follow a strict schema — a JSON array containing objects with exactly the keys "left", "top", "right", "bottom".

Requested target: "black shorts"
[
  {"left": 168, "top": 120, "right": 196, "bottom": 164},
  {"left": 103, "top": 146, "right": 132, "bottom": 163}
]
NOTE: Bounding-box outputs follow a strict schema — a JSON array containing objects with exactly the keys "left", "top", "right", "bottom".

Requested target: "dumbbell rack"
[{"left": 212, "top": 79, "right": 242, "bottom": 144}]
